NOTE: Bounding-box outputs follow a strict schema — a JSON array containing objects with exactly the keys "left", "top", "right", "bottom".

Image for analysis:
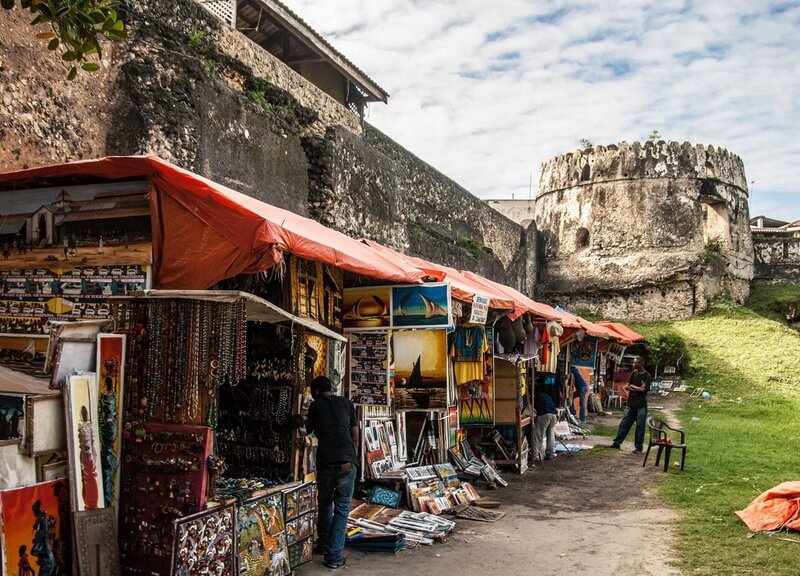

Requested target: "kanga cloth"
[{"left": 735, "top": 481, "right": 800, "bottom": 532}]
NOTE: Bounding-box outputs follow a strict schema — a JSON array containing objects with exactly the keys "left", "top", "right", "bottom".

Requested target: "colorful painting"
[
  {"left": 305, "top": 333, "right": 328, "bottom": 379},
  {"left": 391, "top": 284, "right": 451, "bottom": 329},
  {"left": 288, "top": 537, "right": 313, "bottom": 569},
  {"left": 0, "top": 479, "right": 72, "bottom": 576},
  {"left": 0, "top": 394, "right": 24, "bottom": 442},
  {"left": 343, "top": 285, "right": 391, "bottom": 330},
  {"left": 349, "top": 332, "right": 389, "bottom": 405},
  {"left": 173, "top": 506, "right": 235, "bottom": 576},
  {"left": 64, "top": 373, "right": 104, "bottom": 511},
  {"left": 236, "top": 492, "right": 290, "bottom": 576},
  {"left": 392, "top": 330, "right": 448, "bottom": 411},
  {"left": 459, "top": 327, "right": 495, "bottom": 426},
  {"left": 571, "top": 338, "right": 597, "bottom": 367},
  {"left": 96, "top": 333, "right": 125, "bottom": 510}
]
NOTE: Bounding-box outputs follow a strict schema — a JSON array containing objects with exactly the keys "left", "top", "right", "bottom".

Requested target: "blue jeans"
[
  {"left": 570, "top": 382, "right": 588, "bottom": 422},
  {"left": 317, "top": 464, "right": 356, "bottom": 564},
  {"left": 613, "top": 405, "right": 648, "bottom": 450}
]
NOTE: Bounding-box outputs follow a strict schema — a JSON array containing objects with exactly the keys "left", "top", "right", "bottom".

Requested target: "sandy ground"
[{"left": 298, "top": 401, "right": 683, "bottom": 576}]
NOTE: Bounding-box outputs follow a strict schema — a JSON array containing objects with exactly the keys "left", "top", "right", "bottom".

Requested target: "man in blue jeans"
[
  {"left": 609, "top": 356, "right": 652, "bottom": 453},
  {"left": 306, "top": 376, "right": 358, "bottom": 569}
]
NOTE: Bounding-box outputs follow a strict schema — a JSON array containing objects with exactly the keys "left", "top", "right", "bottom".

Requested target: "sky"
[{"left": 283, "top": 0, "right": 800, "bottom": 220}]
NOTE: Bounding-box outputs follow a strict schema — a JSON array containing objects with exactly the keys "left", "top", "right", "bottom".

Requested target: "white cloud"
[{"left": 285, "top": 0, "right": 800, "bottom": 217}]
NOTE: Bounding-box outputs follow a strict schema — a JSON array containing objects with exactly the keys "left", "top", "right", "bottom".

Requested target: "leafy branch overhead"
[{"left": 1, "top": 0, "right": 128, "bottom": 80}]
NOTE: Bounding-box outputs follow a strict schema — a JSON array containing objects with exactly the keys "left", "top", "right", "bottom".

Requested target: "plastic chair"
[
  {"left": 605, "top": 387, "right": 622, "bottom": 409},
  {"left": 642, "top": 417, "right": 686, "bottom": 471}
]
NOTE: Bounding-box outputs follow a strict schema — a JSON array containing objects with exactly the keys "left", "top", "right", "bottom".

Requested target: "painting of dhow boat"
[
  {"left": 392, "top": 330, "right": 448, "bottom": 410},
  {"left": 391, "top": 284, "right": 451, "bottom": 329},
  {"left": 343, "top": 286, "right": 392, "bottom": 329}
]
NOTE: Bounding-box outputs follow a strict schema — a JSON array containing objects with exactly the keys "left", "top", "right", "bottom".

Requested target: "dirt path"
[{"left": 298, "top": 404, "right": 681, "bottom": 576}]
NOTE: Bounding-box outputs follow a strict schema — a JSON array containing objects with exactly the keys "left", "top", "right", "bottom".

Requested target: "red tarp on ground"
[
  {"left": 598, "top": 322, "right": 645, "bottom": 345},
  {"left": 0, "top": 156, "right": 428, "bottom": 289},
  {"left": 735, "top": 481, "right": 800, "bottom": 532},
  {"left": 359, "top": 239, "right": 516, "bottom": 310}
]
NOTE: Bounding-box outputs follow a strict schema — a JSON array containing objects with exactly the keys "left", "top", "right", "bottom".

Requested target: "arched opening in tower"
[{"left": 701, "top": 200, "right": 731, "bottom": 250}]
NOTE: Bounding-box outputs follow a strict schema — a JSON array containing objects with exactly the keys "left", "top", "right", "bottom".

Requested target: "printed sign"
[{"left": 468, "top": 294, "right": 490, "bottom": 324}]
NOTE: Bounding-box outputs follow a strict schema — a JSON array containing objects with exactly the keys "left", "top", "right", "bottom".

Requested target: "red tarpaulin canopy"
[
  {"left": 598, "top": 322, "right": 645, "bottom": 345},
  {"left": 0, "top": 156, "right": 428, "bottom": 289},
  {"left": 359, "top": 239, "right": 516, "bottom": 310},
  {"left": 457, "top": 271, "right": 563, "bottom": 322}
]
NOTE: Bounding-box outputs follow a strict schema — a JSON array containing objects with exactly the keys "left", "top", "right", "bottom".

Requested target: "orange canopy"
[
  {"left": 736, "top": 481, "right": 800, "bottom": 532},
  {"left": 598, "top": 322, "right": 645, "bottom": 345},
  {"left": 359, "top": 239, "right": 516, "bottom": 310},
  {"left": 0, "top": 156, "right": 428, "bottom": 289},
  {"left": 457, "top": 271, "right": 563, "bottom": 322}
]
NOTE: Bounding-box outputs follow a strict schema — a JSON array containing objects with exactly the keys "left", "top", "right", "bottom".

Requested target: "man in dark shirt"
[
  {"left": 610, "top": 356, "right": 652, "bottom": 453},
  {"left": 306, "top": 376, "right": 358, "bottom": 569},
  {"left": 534, "top": 390, "right": 559, "bottom": 461}
]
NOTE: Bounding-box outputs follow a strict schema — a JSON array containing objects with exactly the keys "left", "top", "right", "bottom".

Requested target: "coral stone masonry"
[{"left": 533, "top": 141, "right": 754, "bottom": 320}]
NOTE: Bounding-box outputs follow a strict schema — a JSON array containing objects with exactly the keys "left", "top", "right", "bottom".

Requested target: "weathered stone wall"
[
  {"left": 535, "top": 141, "right": 754, "bottom": 320},
  {"left": 753, "top": 238, "right": 800, "bottom": 283},
  {"left": 305, "top": 125, "right": 534, "bottom": 291},
  {"left": 0, "top": 0, "right": 533, "bottom": 291}
]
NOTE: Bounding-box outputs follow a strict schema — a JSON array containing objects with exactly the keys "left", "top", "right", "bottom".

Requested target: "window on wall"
[
  {"left": 576, "top": 227, "right": 590, "bottom": 250},
  {"left": 784, "top": 242, "right": 789, "bottom": 260}
]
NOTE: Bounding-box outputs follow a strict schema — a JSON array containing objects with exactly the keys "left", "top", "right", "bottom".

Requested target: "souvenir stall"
[
  {"left": 111, "top": 289, "right": 345, "bottom": 575},
  {"left": 342, "top": 282, "right": 455, "bottom": 482}
]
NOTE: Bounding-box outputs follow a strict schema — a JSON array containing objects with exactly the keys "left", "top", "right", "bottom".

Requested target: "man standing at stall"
[
  {"left": 306, "top": 376, "right": 358, "bottom": 569},
  {"left": 609, "top": 356, "right": 652, "bottom": 453}
]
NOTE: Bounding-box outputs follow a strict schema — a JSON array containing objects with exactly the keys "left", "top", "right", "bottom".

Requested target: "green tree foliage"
[
  {"left": 648, "top": 129, "right": 661, "bottom": 141},
  {"left": 648, "top": 331, "right": 691, "bottom": 375},
  {"left": 1, "top": 0, "right": 128, "bottom": 80},
  {"left": 579, "top": 138, "right": 593, "bottom": 149}
]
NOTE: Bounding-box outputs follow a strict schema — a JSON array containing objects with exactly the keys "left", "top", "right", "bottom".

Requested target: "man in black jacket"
[
  {"left": 610, "top": 356, "right": 652, "bottom": 453},
  {"left": 306, "top": 376, "right": 358, "bottom": 569}
]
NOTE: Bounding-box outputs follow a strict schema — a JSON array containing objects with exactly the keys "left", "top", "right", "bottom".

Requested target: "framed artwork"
[
  {"left": 288, "top": 537, "right": 313, "bottom": 569},
  {"left": 173, "top": 506, "right": 235, "bottom": 576},
  {"left": 73, "top": 508, "right": 120, "bottom": 575},
  {"left": 0, "top": 479, "right": 72, "bottom": 576},
  {"left": 0, "top": 394, "right": 24, "bottom": 444},
  {"left": 235, "top": 492, "right": 290, "bottom": 576},
  {"left": 50, "top": 339, "right": 96, "bottom": 390},
  {"left": 36, "top": 454, "right": 68, "bottom": 482},
  {"left": 571, "top": 338, "right": 597, "bottom": 367},
  {"left": 304, "top": 333, "right": 328, "bottom": 379},
  {"left": 96, "top": 333, "right": 126, "bottom": 509},
  {"left": 392, "top": 330, "right": 449, "bottom": 411},
  {"left": 348, "top": 332, "right": 390, "bottom": 406},
  {"left": 25, "top": 394, "right": 66, "bottom": 456},
  {"left": 64, "top": 373, "right": 104, "bottom": 511},
  {"left": 391, "top": 283, "right": 451, "bottom": 329},
  {"left": 343, "top": 286, "right": 391, "bottom": 330}
]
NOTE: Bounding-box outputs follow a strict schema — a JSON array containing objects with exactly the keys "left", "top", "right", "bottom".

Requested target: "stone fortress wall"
[
  {"left": 534, "top": 141, "right": 755, "bottom": 320},
  {"left": 753, "top": 238, "right": 800, "bottom": 283},
  {"left": 0, "top": 0, "right": 530, "bottom": 290}
]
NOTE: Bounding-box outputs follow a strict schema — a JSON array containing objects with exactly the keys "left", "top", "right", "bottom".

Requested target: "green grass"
[
  {"left": 629, "top": 309, "right": 800, "bottom": 575},
  {"left": 745, "top": 283, "right": 800, "bottom": 328},
  {"left": 589, "top": 423, "right": 619, "bottom": 437}
]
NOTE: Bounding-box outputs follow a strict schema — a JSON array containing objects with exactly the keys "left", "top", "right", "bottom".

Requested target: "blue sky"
[{"left": 285, "top": 0, "right": 800, "bottom": 219}]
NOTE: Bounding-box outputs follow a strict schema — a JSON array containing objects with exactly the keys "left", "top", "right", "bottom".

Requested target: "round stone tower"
[{"left": 534, "top": 141, "right": 754, "bottom": 320}]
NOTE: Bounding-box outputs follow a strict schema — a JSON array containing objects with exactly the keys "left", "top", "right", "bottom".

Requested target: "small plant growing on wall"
[
  {"left": 1, "top": 0, "right": 128, "bottom": 80},
  {"left": 702, "top": 240, "right": 724, "bottom": 264}
]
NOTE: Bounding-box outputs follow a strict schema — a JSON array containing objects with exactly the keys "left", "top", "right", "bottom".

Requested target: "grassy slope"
[{"left": 630, "top": 308, "right": 800, "bottom": 576}]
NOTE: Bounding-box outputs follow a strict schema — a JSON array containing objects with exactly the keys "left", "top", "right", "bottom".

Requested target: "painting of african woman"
[
  {"left": 64, "top": 373, "right": 104, "bottom": 511},
  {"left": 0, "top": 479, "right": 72, "bottom": 576}
]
